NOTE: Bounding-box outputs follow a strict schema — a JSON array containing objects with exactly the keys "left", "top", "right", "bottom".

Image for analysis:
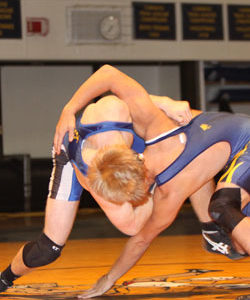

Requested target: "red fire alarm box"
[{"left": 26, "top": 18, "right": 49, "bottom": 36}]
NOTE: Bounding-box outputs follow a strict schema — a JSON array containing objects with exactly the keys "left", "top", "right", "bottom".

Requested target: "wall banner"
[
  {"left": 228, "top": 5, "right": 250, "bottom": 41},
  {"left": 0, "top": 0, "right": 21, "bottom": 39},
  {"left": 133, "top": 2, "right": 176, "bottom": 40},
  {"left": 182, "top": 3, "right": 223, "bottom": 40}
]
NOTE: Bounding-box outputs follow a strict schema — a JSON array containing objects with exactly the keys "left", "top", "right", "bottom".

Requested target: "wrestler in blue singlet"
[
  {"left": 145, "top": 111, "right": 250, "bottom": 215},
  {"left": 48, "top": 118, "right": 145, "bottom": 201},
  {"left": 65, "top": 118, "right": 145, "bottom": 176}
]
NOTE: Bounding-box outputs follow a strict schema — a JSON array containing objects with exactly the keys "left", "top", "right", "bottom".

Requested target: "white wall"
[
  {"left": 1, "top": 65, "right": 92, "bottom": 157},
  {"left": 114, "top": 64, "right": 180, "bottom": 97},
  {"left": 159, "top": 65, "right": 181, "bottom": 99}
]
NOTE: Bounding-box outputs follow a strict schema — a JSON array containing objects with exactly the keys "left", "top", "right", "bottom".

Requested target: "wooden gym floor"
[{"left": 0, "top": 207, "right": 250, "bottom": 300}]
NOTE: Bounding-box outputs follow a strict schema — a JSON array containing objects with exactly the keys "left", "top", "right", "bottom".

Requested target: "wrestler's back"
[
  {"left": 83, "top": 96, "right": 133, "bottom": 146},
  {"left": 64, "top": 95, "right": 138, "bottom": 189}
]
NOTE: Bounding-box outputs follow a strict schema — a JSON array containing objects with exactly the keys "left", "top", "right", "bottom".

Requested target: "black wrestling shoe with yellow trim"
[
  {"left": 0, "top": 273, "right": 13, "bottom": 292},
  {"left": 201, "top": 222, "right": 248, "bottom": 260}
]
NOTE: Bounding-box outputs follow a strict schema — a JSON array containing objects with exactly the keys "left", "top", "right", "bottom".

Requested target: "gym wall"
[{"left": 0, "top": 0, "right": 250, "bottom": 61}]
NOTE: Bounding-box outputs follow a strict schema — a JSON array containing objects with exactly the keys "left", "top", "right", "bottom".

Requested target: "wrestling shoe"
[
  {"left": 0, "top": 273, "right": 13, "bottom": 292},
  {"left": 201, "top": 222, "right": 248, "bottom": 260}
]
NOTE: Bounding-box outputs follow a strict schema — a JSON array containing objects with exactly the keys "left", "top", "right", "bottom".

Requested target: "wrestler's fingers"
[
  {"left": 187, "top": 104, "right": 193, "bottom": 121},
  {"left": 54, "top": 133, "right": 63, "bottom": 155},
  {"left": 53, "top": 132, "right": 60, "bottom": 154},
  {"left": 182, "top": 102, "right": 192, "bottom": 122},
  {"left": 177, "top": 114, "right": 189, "bottom": 125},
  {"left": 68, "top": 126, "right": 75, "bottom": 142},
  {"left": 181, "top": 108, "right": 192, "bottom": 125},
  {"left": 187, "top": 109, "right": 193, "bottom": 121},
  {"left": 78, "top": 289, "right": 101, "bottom": 299},
  {"left": 177, "top": 116, "right": 185, "bottom": 124},
  {"left": 184, "top": 111, "right": 192, "bottom": 124},
  {"left": 54, "top": 124, "right": 69, "bottom": 153},
  {"left": 178, "top": 119, "right": 186, "bottom": 126}
]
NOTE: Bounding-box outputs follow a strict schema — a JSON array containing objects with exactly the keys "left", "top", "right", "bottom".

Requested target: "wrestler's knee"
[
  {"left": 209, "top": 188, "right": 246, "bottom": 233},
  {"left": 22, "top": 233, "right": 64, "bottom": 268}
]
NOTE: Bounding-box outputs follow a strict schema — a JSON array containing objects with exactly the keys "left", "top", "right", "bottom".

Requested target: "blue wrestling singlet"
[
  {"left": 145, "top": 112, "right": 250, "bottom": 193},
  {"left": 48, "top": 118, "right": 145, "bottom": 201},
  {"left": 64, "top": 119, "right": 145, "bottom": 176},
  {"left": 145, "top": 112, "right": 250, "bottom": 217}
]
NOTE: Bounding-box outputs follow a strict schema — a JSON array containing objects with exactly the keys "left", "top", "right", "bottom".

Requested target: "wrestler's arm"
[
  {"left": 54, "top": 64, "right": 153, "bottom": 152},
  {"left": 78, "top": 188, "right": 184, "bottom": 299},
  {"left": 92, "top": 192, "right": 153, "bottom": 236},
  {"left": 54, "top": 65, "right": 190, "bottom": 153}
]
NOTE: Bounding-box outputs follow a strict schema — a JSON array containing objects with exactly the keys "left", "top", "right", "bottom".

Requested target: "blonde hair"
[{"left": 88, "top": 145, "right": 149, "bottom": 206}]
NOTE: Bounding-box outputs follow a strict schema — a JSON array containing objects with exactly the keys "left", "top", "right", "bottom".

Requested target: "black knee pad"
[
  {"left": 209, "top": 188, "right": 246, "bottom": 233},
  {"left": 22, "top": 233, "right": 64, "bottom": 268}
]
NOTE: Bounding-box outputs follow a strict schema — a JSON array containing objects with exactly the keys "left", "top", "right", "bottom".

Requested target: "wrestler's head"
[{"left": 88, "top": 145, "right": 150, "bottom": 206}]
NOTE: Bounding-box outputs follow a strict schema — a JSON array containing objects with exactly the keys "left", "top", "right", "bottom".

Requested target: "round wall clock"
[{"left": 99, "top": 15, "right": 121, "bottom": 40}]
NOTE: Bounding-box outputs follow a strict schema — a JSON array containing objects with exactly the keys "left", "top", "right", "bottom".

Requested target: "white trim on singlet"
[
  {"left": 56, "top": 161, "right": 75, "bottom": 200},
  {"left": 48, "top": 145, "right": 76, "bottom": 201},
  {"left": 145, "top": 126, "right": 181, "bottom": 144},
  {"left": 48, "top": 147, "right": 57, "bottom": 197}
]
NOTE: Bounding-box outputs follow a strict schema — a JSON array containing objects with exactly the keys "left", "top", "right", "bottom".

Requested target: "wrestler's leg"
[
  {"left": 12, "top": 197, "right": 80, "bottom": 275},
  {"left": 209, "top": 182, "right": 250, "bottom": 255},
  {"left": 232, "top": 218, "right": 250, "bottom": 254},
  {"left": 189, "top": 179, "right": 215, "bottom": 222},
  {"left": 190, "top": 180, "right": 243, "bottom": 259},
  {"left": 0, "top": 147, "right": 82, "bottom": 292},
  {"left": 0, "top": 197, "right": 79, "bottom": 291},
  {"left": 209, "top": 141, "right": 250, "bottom": 255},
  {"left": 230, "top": 186, "right": 250, "bottom": 254}
]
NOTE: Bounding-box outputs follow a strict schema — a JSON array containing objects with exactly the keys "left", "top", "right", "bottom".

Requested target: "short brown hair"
[{"left": 88, "top": 145, "right": 149, "bottom": 206}]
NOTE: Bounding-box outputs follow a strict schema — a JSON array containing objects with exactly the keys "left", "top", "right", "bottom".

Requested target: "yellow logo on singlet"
[
  {"left": 200, "top": 124, "right": 211, "bottom": 131},
  {"left": 73, "top": 129, "right": 80, "bottom": 143}
]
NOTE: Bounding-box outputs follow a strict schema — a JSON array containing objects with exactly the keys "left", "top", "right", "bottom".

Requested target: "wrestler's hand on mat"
[
  {"left": 78, "top": 274, "right": 114, "bottom": 298},
  {"left": 54, "top": 106, "right": 76, "bottom": 154}
]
